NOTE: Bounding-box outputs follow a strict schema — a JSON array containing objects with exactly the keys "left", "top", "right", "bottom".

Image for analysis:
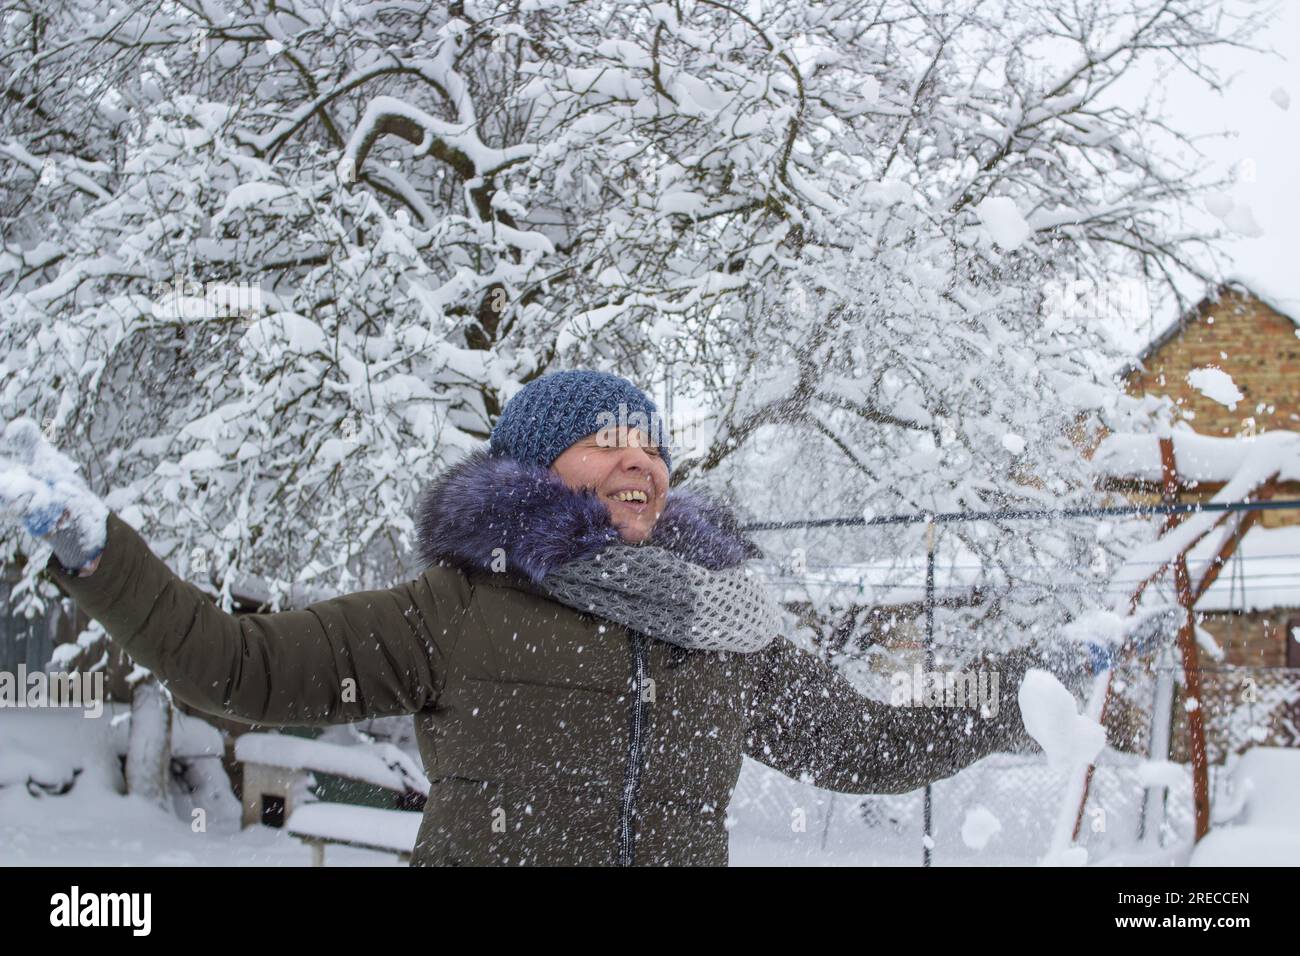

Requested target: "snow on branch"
[{"left": 338, "top": 95, "right": 533, "bottom": 191}]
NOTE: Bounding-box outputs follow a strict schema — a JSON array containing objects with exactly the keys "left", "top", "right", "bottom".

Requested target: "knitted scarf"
[
  {"left": 414, "top": 448, "right": 783, "bottom": 654},
  {"left": 539, "top": 544, "right": 783, "bottom": 653}
]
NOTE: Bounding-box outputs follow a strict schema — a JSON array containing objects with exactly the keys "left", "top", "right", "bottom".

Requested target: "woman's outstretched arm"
[
  {"left": 2, "top": 416, "right": 464, "bottom": 726},
  {"left": 44, "top": 510, "right": 469, "bottom": 726},
  {"left": 741, "top": 638, "right": 1045, "bottom": 794}
]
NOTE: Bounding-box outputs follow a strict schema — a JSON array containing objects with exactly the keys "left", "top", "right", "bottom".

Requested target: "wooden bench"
[
  {"left": 233, "top": 733, "right": 428, "bottom": 864},
  {"left": 286, "top": 802, "right": 422, "bottom": 866}
]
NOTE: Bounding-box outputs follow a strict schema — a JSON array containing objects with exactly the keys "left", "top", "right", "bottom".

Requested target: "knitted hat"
[{"left": 489, "top": 370, "right": 672, "bottom": 473}]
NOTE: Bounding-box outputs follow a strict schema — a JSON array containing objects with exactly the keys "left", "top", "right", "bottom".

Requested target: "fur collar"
[{"left": 415, "top": 448, "right": 762, "bottom": 584}]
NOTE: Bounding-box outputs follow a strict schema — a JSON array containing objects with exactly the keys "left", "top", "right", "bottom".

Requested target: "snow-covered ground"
[
  {"left": 1, "top": 785, "right": 402, "bottom": 867},
  {"left": 1188, "top": 747, "right": 1300, "bottom": 865},
  {"left": 3, "top": 705, "right": 1251, "bottom": 867},
  {"left": 0, "top": 709, "right": 399, "bottom": 867}
]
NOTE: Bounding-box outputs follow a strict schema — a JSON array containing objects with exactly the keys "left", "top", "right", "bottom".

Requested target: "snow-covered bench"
[
  {"left": 233, "top": 732, "right": 427, "bottom": 864},
  {"left": 286, "top": 802, "right": 421, "bottom": 866}
]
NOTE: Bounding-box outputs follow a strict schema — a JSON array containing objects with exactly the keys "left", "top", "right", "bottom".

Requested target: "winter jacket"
[{"left": 43, "top": 449, "right": 1041, "bottom": 866}]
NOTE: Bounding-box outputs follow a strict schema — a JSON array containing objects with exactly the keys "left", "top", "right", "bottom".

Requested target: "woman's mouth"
[{"left": 607, "top": 489, "right": 651, "bottom": 514}]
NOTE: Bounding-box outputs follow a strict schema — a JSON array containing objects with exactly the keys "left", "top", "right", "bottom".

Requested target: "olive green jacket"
[{"left": 45, "top": 466, "right": 1042, "bottom": 866}]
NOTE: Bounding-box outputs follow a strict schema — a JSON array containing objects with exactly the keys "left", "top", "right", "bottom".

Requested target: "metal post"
[
  {"left": 1138, "top": 645, "right": 1176, "bottom": 846},
  {"left": 923, "top": 518, "right": 936, "bottom": 867}
]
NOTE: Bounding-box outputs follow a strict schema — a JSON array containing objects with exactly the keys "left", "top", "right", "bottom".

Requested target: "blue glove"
[
  {"left": 1084, "top": 640, "right": 1117, "bottom": 674},
  {"left": 0, "top": 418, "right": 108, "bottom": 572},
  {"left": 1083, "top": 625, "right": 1166, "bottom": 675}
]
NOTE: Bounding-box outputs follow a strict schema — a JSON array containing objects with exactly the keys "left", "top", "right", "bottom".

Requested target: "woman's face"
[{"left": 550, "top": 427, "right": 669, "bottom": 543}]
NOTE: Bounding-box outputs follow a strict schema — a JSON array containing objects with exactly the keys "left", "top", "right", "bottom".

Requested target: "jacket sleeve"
[
  {"left": 741, "top": 637, "right": 1042, "bottom": 794},
  {"left": 43, "top": 510, "right": 466, "bottom": 726}
]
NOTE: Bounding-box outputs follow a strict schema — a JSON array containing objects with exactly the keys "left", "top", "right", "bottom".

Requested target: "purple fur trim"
[
  {"left": 415, "top": 447, "right": 760, "bottom": 582},
  {"left": 647, "top": 487, "right": 764, "bottom": 570}
]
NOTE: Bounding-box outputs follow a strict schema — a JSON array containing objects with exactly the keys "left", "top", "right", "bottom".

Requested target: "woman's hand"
[
  {"left": 1081, "top": 626, "right": 1166, "bottom": 675},
  {"left": 0, "top": 417, "right": 108, "bottom": 574}
]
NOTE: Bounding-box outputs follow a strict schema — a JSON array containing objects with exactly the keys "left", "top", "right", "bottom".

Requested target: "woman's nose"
[{"left": 616, "top": 442, "right": 658, "bottom": 474}]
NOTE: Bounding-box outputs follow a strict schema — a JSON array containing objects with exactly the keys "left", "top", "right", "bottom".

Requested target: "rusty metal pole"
[{"left": 1171, "top": 552, "right": 1211, "bottom": 841}]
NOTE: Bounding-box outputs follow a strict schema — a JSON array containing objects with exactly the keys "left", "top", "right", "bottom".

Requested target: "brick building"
[
  {"left": 1124, "top": 281, "right": 1300, "bottom": 443},
  {"left": 1118, "top": 281, "right": 1299, "bottom": 667},
  {"left": 1109, "top": 281, "right": 1300, "bottom": 761}
]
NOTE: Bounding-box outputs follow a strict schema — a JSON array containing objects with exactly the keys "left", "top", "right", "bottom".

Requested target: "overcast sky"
[{"left": 1106, "top": 0, "right": 1300, "bottom": 354}]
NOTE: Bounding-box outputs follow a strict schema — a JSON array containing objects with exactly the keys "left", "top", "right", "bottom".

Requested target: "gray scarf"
[{"left": 538, "top": 544, "right": 784, "bottom": 654}]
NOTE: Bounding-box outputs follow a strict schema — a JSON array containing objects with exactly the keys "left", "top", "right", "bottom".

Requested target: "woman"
[{"left": 2, "top": 370, "right": 1065, "bottom": 866}]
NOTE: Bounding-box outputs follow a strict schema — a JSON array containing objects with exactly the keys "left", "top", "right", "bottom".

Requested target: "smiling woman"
[
  {"left": 550, "top": 429, "right": 667, "bottom": 543},
  {"left": 12, "top": 368, "right": 1053, "bottom": 866},
  {"left": 487, "top": 369, "right": 674, "bottom": 544}
]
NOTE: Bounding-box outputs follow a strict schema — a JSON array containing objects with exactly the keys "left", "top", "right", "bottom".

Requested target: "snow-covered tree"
[{"left": 0, "top": 0, "right": 1269, "bottom": 670}]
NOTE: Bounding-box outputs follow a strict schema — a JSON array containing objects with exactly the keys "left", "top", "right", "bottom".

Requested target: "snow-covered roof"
[
  {"left": 1121, "top": 280, "right": 1300, "bottom": 378},
  {"left": 1222, "top": 272, "right": 1300, "bottom": 325},
  {"left": 1092, "top": 429, "right": 1300, "bottom": 485}
]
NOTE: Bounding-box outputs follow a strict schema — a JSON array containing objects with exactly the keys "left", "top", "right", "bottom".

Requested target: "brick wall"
[
  {"left": 1125, "top": 286, "right": 1300, "bottom": 449},
  {"left": 1120, "top": 286, "right": 1300, "bottom": 672}
]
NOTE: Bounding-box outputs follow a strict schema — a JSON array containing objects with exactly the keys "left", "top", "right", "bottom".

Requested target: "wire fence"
[
  {"left": 822, "top": 663, "right": 1300, "bottom": 861},
  {"left": 743, "top": 496, "right": 1300, "bottom": 861}
]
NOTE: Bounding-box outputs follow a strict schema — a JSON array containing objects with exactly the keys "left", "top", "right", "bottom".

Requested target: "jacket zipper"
[{"left": 618, "top": 632, "right": 647, "bottom": 866}]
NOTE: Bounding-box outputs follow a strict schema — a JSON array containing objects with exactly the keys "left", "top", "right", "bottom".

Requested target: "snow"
[
  {"left": 1091, "top": 429, "right": 1300, "bottom": 485},
  {"left": 960, "top": 805, "right": 1003, "bottom": 850},
  {"left": 1209, "top": 198, "right": 1265, "bottom": 238},
  {"left": 0, "top": 417, "right": 108, "bottom": 558},
  {"left": 1190, "top": 824, "right": 1300, "bottom": 866},
  {"left": 0, "top": 709, "right": 401, "bottom": 866},
  {"left": 0, "top": 781, "right": 401, "bottom": 867},
  {"left": 974, "top": 197, "right": 1030, "bottom": 250},
  {"left": 286, "top": 803, "right": 420, "bottom": 854},
  {"left": 234, "top": 732, "right": 429, "bottom": 795},
  {"left": 6, "top": 705, "right": 1293, "bottom": 867},
  {"left": 1018, "top": 669, "right": 1106, "bottom": 774},
  {"left": 0, "top": 736, "right": 78, "bottom": 790},
  {"left": 340, "top": 95, "right": 534, "bottom": 182},
  {"left": 1224, "top": 272, "right": 1300, "bottom": 322},
  {"left": 1135, "top": 759, "right": 1188, "bottom": 789},
  {"left": 239, "top": 312, "right": 329, "bottom": 356},
  {"left": 1092, "top": 430, "right": 1300, "bottom": 612},
  {"left": 729, "top": 748, "right": 1196, "bottom": 866},
  {"left": 1185, "top": 366, "right": 1243, "bottom": 410},
  {"left": 211, "top": 182, "right": 298, "bottom": 225},
  {"left": 1187, "top": 524, "right": 1300, "bottom": 612},
  {"left": 1189, "top": 748, "right": 1300, "bottom": 866}
]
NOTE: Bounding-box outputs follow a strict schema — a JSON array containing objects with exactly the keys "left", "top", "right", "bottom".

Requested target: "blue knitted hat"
[{"left": 489, "top": 370, "right": 672, "bottom": 473}]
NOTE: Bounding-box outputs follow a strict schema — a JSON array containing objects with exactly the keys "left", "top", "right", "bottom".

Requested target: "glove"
[
  {"left": 1083, "top": 624, "right": 1166, "bottom": 675},
  {"left": 1084, "top": 640, "right": 1118, "bottom": 675},
  {"left": 0, "top": 418, "right": 108, "bottom": 572}
]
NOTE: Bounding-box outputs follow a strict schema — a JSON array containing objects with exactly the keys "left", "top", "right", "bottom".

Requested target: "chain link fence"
[{"left": 844, "top": 662, "right": 1300, "bottom": 859}]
